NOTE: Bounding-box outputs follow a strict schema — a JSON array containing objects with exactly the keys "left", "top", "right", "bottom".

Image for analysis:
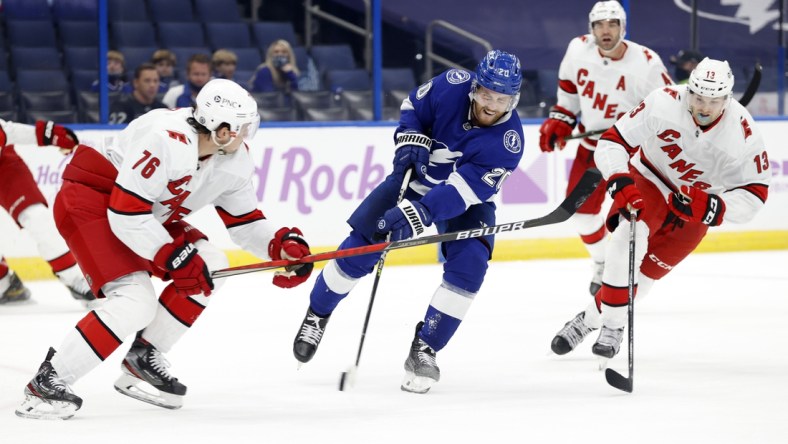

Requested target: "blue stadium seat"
[
  {"left": 310, "top": 45, "right": 356, "bottom": 74},
  {"left": 292, "top": 46, "right": 310, "bottom": 73},
  {"left": 63, "top": 47, "right": 99, "bottom": 70},
  {"left": 0, "top": 72, "right": 14, "bottom": 92},
  {"left": 252, "top": 22, "right": 299, "bottom": 50},
  {"left": 21, "top": 90, "right": 73, "bottom": 112},
  {"left": 26, "top": 109, "right": 78, "bottom": 124},
  {"left": 59, "top": 21, "right": 100, "bottom": 47},
  {"left": 158, "top": 22, "right": 207, "bottom": 48},
  {"left": 381, "top": 67, "right": 416, "bottom": 92},
  {"left": 71, "top": 69, "right": 98, "bottom": 91},
  {"left": 194, "top": 0, "right": 242, "bottom": 23},
  {"left": 52, "top": 0, "right": 97, "bottom": 21},
  {"left": 232, "top": 48, "right": 263, "bottom": 71},
  {"left": 205, "top": 23, "right": 252, "bottom": 49},
  {"left": 325, "top": 69, "right": 370, "bottom": 92},
  {"left": 0, "top": 91, "right": 16, "bottom": 111},
  {"left": 2, "top": 0, "right": 52, "bottom": 20},
  {"left": 7, "top": 20, "right": 58, "bottom": 47},
  {"left": 112, "top": 22, "right": 157, "bottom": 47},
  {"left": 168, "top": 47, "right": 212, "bottom": 76},
  {"left": 0, "top": 47, "right": 8, "bottom": 70},
  {"left": 119, "top": 47, "right": 158, "bottom": 71},
  {"left": 108, "top": 0, "right": 149, "bottom": 22},
  {"left": 11, "top": 47, "right": 63, "bottom": 71},
  {"left": 16, "top": 70, "right": 70, "bottom": 92},
  {"left": 234, "top": 70, "right": 255, "bottom": 87},
  {"left": 148, "top": 0, "right": 195, "bottom": 22}
]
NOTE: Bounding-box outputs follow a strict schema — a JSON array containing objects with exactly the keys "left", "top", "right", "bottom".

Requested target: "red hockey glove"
[
  {"left": 35, "top": 120, "right": 79, "bottom": 154},
  {"left": 668, "top": 185, "right": 726, "bottom": 226},
  {"left": 538, "top": 106, "right": 576, "bottom": 152},
  {"left": 607, "top": 173, "right": 645, "bottom": 221},
  {"left": 268, "top": 227, "right": 313, "bottom": 288},
  {"left": 153, "top": 241, "right": 213, "bottom": 297}
]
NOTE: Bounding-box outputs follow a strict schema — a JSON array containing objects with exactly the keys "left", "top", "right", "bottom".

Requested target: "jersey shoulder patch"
[
  {"left": 445, "top": 69, "right": 471, "bottom": 84},
  {"left": 503, "top": 129, "right": 521, "bottom": 154}
]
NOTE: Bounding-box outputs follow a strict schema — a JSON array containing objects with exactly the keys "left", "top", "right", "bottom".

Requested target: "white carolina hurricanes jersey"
[
  {"left": 556, "top": 35, "right": 673, "bottom": 149},
  {"left": 95, "top": 108, "right": 274, "bottom": 261},
  {"left": 595, "top": 85, "right": 770, "bottom": 225},
  {"left": 0, "top": 118, "right": 38, "bottom": 149}
]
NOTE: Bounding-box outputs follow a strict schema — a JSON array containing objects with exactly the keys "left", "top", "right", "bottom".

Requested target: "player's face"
[
  {"left": 592, "top": 19, "right": 622, "bottom": 52},
  {"left": 689, "top": 93, "right": 726, "bottom": 126},
  {"left": 472, "top": 86, "right": 512, "bottom": 126}
]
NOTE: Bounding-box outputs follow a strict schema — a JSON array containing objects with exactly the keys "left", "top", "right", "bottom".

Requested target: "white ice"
[{"left": 1, "top": 250, "right": 787, "bottom": 443}]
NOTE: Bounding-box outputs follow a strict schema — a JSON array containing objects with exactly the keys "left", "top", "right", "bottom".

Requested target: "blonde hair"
[
  {"left": 107, "top": 50, "right": 125, "bottom": 68},
  {"left": 151, "top": 49, "right": 176, "bottom": 66},
  {"left": 264, "top": 39, "right": 299, "bottom": 88},
  {"left": 212, "top": 49, "right": 238, "bottom": 67}
]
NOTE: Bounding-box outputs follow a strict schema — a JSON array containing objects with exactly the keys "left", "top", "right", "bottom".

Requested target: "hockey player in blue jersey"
[{"left": 292, "top": 50, "right": 524, "bottom": 393}]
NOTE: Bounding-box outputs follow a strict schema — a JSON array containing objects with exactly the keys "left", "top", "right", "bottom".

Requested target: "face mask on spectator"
[{"left": 273, "top": 55, "right": 289, "bottom": 68}]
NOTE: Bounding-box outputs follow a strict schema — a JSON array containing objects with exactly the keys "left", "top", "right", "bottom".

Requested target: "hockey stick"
[
  {"left": 604, "top": 210, "right": 636, "bottom": 393},
  {"left": 567, "top": 64, "right": 762, "bottom": 142},
  {"left": 211, "top": 167, "right": 603, "bottom": 280},
  {"left": 338, "top": 169, "right": 413, "bottom": 391},
  {"left": 737, "top": 63, "right": 762, "bottom": 107}
]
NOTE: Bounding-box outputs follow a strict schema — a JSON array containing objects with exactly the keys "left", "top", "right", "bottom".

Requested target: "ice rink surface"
[{"left": 1, "top": 250, "right": 786, "bottom": 443}]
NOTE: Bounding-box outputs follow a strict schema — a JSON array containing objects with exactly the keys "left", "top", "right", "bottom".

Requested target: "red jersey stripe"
[
  {"left": 108, "top": 184, "right": 153, "bottom": 215},
  {"left": 215, "top": 206, "right": 265, "bottom": 228}
]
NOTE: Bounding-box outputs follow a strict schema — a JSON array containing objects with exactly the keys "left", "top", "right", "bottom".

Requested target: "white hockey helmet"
[
  {"left": 588, "top": 1, "right": 626, "bottom": 39},
  {"left": 688, "top": 57, "right": 734, "bottom": 98},
  {"left": 192, "top": 78, "right": 260, "bottom": 143}
]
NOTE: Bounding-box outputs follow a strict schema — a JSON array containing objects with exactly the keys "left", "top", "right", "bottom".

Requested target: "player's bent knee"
[
  {"left": 442, "top": 240, "right": 489, "bottom": 293},
  {"left": 99, "top": 272, "right": 159, "bottom": 334}
]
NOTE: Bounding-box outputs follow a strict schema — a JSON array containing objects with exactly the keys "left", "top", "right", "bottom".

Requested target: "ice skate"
[
  {"left": 0, "top": 272, "right": 32, "bottom": 304},
  {"left": 401, "top": 322, "right": 440, "bottom": 394},
  {"left": 551, "top": 311, "right": 597, "bottom": 355},
  {"left": 16, "top": 348, "right": 82, "bottom": 420},
  {"left": 57, "top": 269, "right": 98, "bottom": 308},
  {"left": 592, "top": 325, "right": 625, "bottom": 360},
  {"left": 293, "top": 307, "right": 330, "bottom": 365},
  {"left": 589, "top": 261, "right": 604, "bottom": 296},
  {"left": 114, "top": 334, "right": 186, "bottom": 409}
]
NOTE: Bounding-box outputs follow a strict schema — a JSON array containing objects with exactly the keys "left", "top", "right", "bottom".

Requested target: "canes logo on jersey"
[
  {"left": 446, "top": 69, "right": 471, "bottom": 84},
  {"left": 503, "top": 129, "right": 522, "bottom": 153}
]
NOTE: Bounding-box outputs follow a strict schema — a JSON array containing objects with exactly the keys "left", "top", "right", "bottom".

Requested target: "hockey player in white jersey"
[
  {"left": 0, "top": 119, "right": 94, "bottom": 305},
  {"left": 16, "top": 79, "right": 314, "bottom": 420},
  {"left": 538, "top": 1, "right": 673, "bottom": 295},
  {"left": 550, "top": 58, "right": 770, "bottom": 359}
]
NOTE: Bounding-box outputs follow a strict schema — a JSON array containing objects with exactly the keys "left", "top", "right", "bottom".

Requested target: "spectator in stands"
[
  {"left": 109, "top": 63, "right": 166, "bottom": 124},
  {"left": 249, "top": 40, "right": 299, "bottom": 93},
  {"left": 91, "top": 50, "right": 131, "bottom": 93},
  {"left": 212, "top": 49, "right": 242, "bottom": 85},
  {"left": 670, "top": 49, "right": 704, "bottom": 84},
  {"left": 162, "top": 53, "right": 212, "bottom": 108},
  {"left": 152, "top": 49, "right": 180, "bottom": 94}
]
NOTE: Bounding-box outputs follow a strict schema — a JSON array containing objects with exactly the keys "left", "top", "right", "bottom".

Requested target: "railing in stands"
[
  {"left": 425, "top": 20, "right": 491, "bottom": 79},
  {"left": 304, "top": 0, "right": 373, "bottom": 71}
]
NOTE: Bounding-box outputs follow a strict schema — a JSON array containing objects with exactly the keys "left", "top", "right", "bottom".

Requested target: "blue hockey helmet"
[{"left": 474, "top": 50, "right": 522, "bottom": 96}]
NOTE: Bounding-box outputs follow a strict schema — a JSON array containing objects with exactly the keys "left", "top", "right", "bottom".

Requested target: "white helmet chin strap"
[{"left": 211, "top": 130, "right": 236, "bottom": 155}]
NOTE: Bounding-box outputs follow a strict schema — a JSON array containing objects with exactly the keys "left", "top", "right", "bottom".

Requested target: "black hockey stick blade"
[
  {"left": 738, "top": 63, "right": 762, "bottom": 107},
  {"left": 212, "top": 168, "right": 604, "bottom": 279},
  {"left": 605, "top": 368, "right": 633, "bottom": 393},
  {"left": 565, "top": 128, "right": 606, "bottom": 141}
]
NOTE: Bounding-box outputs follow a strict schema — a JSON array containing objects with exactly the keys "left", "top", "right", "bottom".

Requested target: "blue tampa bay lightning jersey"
[{"left": 397, "top": 68, "right": 525, "bottom": 222}]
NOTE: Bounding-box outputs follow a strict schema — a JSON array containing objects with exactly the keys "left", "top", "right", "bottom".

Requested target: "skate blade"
[
  {"left": 15, "top": 394, "right": 78, "bottom": 420},
  {"left": 596, "top": 356, "right": 610, "bottom": 371},
  {"left": 400, "top": 372, "right": 435, "bottom": 394},
  {"left": 114, "top": 373, "right": 183, "bottom": 410}
]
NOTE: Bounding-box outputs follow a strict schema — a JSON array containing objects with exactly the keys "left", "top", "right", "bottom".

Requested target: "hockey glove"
[
  {"left": 153, "top": 241, "right": 214, "bottom": 297},
  {"left": 607, "top": 173, "right": 645, "bottom": 221},
  {"left": 393, "top": 132, "right": 431, "bottom": 180},
  {"left": 538, "top": 106, "right": 576, "bottom": 152},
  {"left": 268, "top": 227, "right": 313, "bottom": 288},
  {"left": 35, "top": 120, "right": 79, "bottom": 154},
  {"left": 375, "top": 199, "right": 433, "bottom": 242},
  {"left": 668, "top": 185, "right": 726, "bottom": 226}
]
